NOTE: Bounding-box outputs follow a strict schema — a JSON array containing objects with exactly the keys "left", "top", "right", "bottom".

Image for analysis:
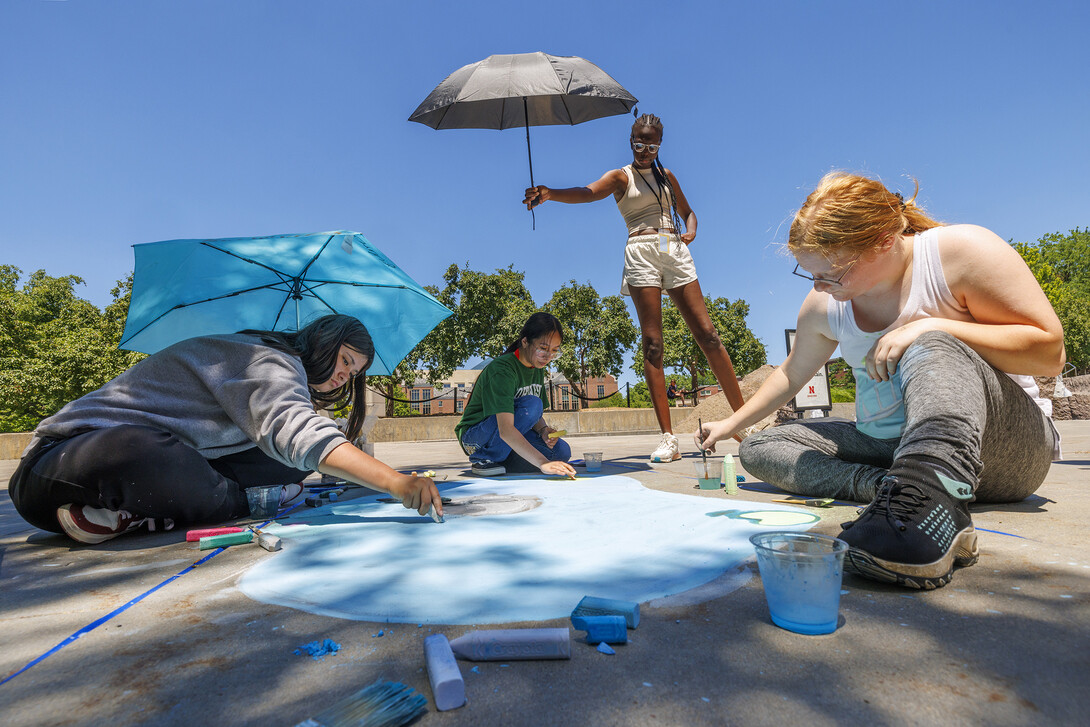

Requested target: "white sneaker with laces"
[
  {"left": 56, "top": 504, "right": 173, "bottom": 545},
  {"left": 650, "top": 432, "right": 681, "bottom": 463}
]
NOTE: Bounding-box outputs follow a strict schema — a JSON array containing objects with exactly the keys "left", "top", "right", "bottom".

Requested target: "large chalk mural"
[{"left": 238, "top": 475, "right": 815, "bottom": 624}]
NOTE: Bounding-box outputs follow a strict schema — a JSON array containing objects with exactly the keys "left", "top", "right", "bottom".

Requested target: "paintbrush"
[
  {"left": 294, "top": 678, "right": 428, "bottom": 727},
  {"left": 698, "top": 418, "right": 709, "bottom": 479}
]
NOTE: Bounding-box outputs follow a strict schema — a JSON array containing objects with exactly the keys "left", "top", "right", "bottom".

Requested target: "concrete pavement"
[{"left": 1, "top": 423, "right": 1088, "bottom": 726}]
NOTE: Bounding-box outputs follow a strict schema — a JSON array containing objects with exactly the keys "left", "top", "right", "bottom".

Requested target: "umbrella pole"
[{"left": 524, "top": 96, "right": 536, "bottom": 231}]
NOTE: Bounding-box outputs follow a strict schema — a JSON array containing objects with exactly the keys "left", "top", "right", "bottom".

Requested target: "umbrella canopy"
[
  {"left": 409, "top": 52, "right": 637, "bottom": 227},
  {"left": 408, "top": 51, "right": 637, "bottom": 130},
  {"left": 119, "top": 231, "right": 452, "bottom": 376}
]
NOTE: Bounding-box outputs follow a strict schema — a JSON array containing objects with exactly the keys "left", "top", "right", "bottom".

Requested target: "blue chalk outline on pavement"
[{"left": 0, "top": 503, "right": 302, "bottom": 687}]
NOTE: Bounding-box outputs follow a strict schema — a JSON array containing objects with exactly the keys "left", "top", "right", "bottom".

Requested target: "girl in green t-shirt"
[{"left": 456, "top": 313, "right": 576, "bottom": 478}]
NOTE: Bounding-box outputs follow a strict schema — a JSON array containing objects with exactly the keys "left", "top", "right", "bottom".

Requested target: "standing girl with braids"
[
  {"left": 523, "top": 113, "right": 745, "bottom": 463},
  {"left": 696, "top": 172, "right": 1064, "bottom": 590}
]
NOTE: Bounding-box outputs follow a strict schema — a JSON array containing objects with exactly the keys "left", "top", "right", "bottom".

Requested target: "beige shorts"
[{"left": 621, "top": 233, "right": 698, "bottom": 296}]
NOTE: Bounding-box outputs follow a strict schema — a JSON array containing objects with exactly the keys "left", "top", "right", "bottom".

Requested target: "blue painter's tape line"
[
  {"left": 976, "top": 527, "right": 1027, "bottom": 540},
  {"left": 0, "top": 549, "right": 222, "bottom": 687}
]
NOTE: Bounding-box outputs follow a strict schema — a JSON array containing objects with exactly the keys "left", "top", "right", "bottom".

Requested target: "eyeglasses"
[
  {"left": 792, "top": 255, "right": 861, "bottom": 287},
  {"left": 533, "top": 343, "right": 563, "bottom": 360},
  {"left": 630, "top": 140, "right": 661, "bottom": 153}
]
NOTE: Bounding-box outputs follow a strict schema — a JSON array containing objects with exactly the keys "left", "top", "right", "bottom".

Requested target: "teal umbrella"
[{"left": 119, "top": 231, "right": 452, "bottom": 375}]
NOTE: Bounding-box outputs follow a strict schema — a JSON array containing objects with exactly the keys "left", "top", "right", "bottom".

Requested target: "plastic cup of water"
[
  {"left": 749, "top": 531, "right": 848, "bottom": 635},
  {"left": 246, "top": 485, "right": 283, "bottom": 518},
  {"left": 694, "top": 458, "right": 722, "bottom": 489},
  {"left": 584, "top": 452, "right": 603, "bottom": 472}
]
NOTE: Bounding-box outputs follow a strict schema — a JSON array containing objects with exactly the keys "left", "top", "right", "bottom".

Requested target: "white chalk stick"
[{"left": 424, "top": 634, "right": 465, "bottom": 711}]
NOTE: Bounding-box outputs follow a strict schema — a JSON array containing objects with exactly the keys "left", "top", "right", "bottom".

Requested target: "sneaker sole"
[
  {"left": 56, "top": 505, "right": 119, "bottom": 545},
  {"left": 844, "top": 527, "right": 979, "bottom": 590},
  {"left": 649, "top": 451, "right": 682, "bottom": 463}
]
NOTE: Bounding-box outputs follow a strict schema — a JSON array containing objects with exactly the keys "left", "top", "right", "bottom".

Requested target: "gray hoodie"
[{"left": 33, "top": 334, "right": 347, "bottom": 472}]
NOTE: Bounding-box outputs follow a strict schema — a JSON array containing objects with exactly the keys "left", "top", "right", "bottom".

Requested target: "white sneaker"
[
  {"left": 56, "top": 504, "right": 173, "bottom": 544},
  {"left": 650, "top": 433, "right": 681, "bottom": 463}
]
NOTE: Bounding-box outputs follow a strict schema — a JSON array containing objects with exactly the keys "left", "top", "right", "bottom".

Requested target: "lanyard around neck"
[{"left": 633, "top": 165, "right": 667, "bottom": 224}]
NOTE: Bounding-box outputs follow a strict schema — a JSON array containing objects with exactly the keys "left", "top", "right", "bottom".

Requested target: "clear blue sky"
[{"left": 3, "top": 1, "right": 1087, "bottom": 385}]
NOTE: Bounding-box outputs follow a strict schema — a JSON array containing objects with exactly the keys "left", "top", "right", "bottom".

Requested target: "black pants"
[{"left": 8, "top": 426, "right": 310, "bottom": 533}]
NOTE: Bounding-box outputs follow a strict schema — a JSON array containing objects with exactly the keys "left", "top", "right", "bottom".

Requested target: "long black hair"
[
  {"left": 631, "top": 112, "right": 684, "bottom": 236},
  {"left": 503, "top": 312, "right": 564, "bottom": 355},
  {"left": 239, "top": 314, "right": 375, "bottom": 442}
]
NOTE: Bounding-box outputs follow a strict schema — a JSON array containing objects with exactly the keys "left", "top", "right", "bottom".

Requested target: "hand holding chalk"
[
  {"left": 411, "top": 471, "right": 444, "bottom": 523},
  {"left": 540, "top": 460, "right": 577, "bottom": 480}
]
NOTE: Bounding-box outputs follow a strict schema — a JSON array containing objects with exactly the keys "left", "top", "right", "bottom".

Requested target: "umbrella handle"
[{"left": 524, "top": 97, "right": 536, "bottom": 231}]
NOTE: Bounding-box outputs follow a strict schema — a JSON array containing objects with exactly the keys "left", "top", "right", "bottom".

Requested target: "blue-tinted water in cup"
[
  {"left": 750, "top": 532, "right": 847, "bottom": 635},
  {"left": 584, "top": 452, "right": 603, "bottom": 472},
  {"left": 246, "top": 485, "right": 282, "bottom": 518}
]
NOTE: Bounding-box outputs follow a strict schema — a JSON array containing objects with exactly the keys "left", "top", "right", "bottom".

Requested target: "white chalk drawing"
[{"left": 238, "top": 476, "right": 814, "bottom": 624}]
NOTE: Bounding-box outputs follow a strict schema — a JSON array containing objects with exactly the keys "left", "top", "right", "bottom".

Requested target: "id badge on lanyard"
[{"left": 658, "top": 232, "right": 670, "bottom": 253}]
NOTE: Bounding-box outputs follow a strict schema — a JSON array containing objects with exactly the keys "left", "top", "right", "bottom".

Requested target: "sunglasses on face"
[{"left": 630, "top": 140, "right": 661, "bottom": 153}]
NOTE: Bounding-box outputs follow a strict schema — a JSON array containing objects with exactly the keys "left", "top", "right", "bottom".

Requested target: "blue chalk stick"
[
  {"left": 571, "top": 595, "right": 640, "bottom": 629},
  {"left": 571, "top": 615, "right": 627, "bottom": 644}
]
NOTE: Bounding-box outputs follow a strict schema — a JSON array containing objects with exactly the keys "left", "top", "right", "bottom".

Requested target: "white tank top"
[
  {"left": 828, "top": 227, "right": 1051, "bottom": 439},
  {"left": 616, "top": 165, "right": 674, "bottom": 234}
]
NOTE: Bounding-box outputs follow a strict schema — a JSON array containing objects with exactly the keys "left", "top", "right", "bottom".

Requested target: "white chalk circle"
[{"left": 238, "top": 476, "right": 815, "bottom": 624}]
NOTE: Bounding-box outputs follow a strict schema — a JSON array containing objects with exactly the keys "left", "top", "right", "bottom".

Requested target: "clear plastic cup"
[
  {"left": 749, "top": 531, "right": 848, "bottom": 635},
  {"left": 584, "top": 452, "right": 603, "bottom": 472},
  {"left": 246, "top": 485, "right": 283, "bottom": 518},
  {"left": 694, "top": 458, "right": 722, "bottom": 489}
]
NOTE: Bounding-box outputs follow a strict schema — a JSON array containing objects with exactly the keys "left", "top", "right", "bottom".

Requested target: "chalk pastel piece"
[
  {"left": 304, "top": 496, "right": 322, "bottom": 507},
  {"left": 597, "top": 642, "right": 616, "bottom": 655},
  {"left": 185, "top": 526, "right": 244, "bottom": 542},
  {"left": 547, "top": 430, "right": 567, "bottom": 439},
  {"left": 722, "top": 454, "right": 737, "bottom": 495},
  {"left": 571, "top": 614, "right": 627, "bottom": 644},
  {"left": 448, "top": 628, "right": 570, "bottom": 661},
  {"left": 430, "top": 507, "right": 444, "bottom": 524},
  {"left": 571, "top": 595, "right": 640, "bottom": 629},
  {"left": 199, "top": 532, "right": 253, "bottom": 550},
  {"left": 253, "top": 531, "right": 282, "bottom": 551},
  {"left": 424, "top": 634, "right": 466, "bottom": 711}
]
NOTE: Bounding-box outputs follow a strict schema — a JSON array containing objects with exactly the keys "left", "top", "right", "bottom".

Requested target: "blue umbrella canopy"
[{"left": 119, "top": 231, "right": 452, "bottom": 375}]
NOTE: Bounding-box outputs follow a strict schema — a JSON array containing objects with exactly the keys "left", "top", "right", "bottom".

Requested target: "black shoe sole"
[{"left": 844, "top": 527, "right": 979, "bottom": 590}]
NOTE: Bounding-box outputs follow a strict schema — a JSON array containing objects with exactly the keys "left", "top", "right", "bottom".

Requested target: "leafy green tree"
[
  {"left": 0, "top": 267, "right": 143, "bottom": 432},
  {"left": 632, "top": 295, "right": 767, "bottom": 394},
  {"left": 1013, "top": 228, "right": 1090, "bottom": 370},
  {"left": 370, "top": 264, "right": 537, "bottom": 416},
  {"left": 544, "top": 281, "right": 638, "bottom": 402}
]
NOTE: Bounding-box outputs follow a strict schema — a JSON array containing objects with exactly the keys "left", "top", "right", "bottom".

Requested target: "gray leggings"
[{"left": 739, "top": 331, "right": 1057, "bottom": 504}]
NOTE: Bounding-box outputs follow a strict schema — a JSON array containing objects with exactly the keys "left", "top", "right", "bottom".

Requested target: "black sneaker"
[
  {"left": 470, "top": 460, "right": 505, "bottom": 477},
  {"left": 838, "top": 461, "right": 978, "bottom": 590}
]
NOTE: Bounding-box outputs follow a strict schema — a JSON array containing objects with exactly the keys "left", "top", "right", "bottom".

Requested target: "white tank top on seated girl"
[{"left": 828, "top": 227, "right": 1050, "bottom": 440}]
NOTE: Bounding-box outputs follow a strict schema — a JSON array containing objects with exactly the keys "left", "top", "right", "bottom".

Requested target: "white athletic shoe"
[
  {"left": 649, "top": 433, "right": 681, "bottom": 463},
  {"left": 56, "top": 504, "right": 173, "bottom": 545}
]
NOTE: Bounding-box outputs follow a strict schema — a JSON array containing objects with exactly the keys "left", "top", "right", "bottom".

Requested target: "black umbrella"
[{"left": 409, "top": 52, "right": 638, "bottom": 227}]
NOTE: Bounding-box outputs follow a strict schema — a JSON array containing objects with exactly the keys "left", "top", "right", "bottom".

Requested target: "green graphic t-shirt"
[{"left": 454, "top": 352, "right": 550, "bottom": 438}]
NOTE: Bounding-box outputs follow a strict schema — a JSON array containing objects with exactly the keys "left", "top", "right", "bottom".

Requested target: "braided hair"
[{"left": 631, "top": 113, "right": 684, "bottom": 235}]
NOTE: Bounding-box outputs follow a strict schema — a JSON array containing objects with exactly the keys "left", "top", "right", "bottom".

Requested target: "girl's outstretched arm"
[
  {"left": 523, "top": 169, "right": 627, "bottom": 208},
  {"left": 696, "top": 292, "right": 838, "bottom": 451},
  {"left": 320, "top": 442, "right": 443, "bottom": 518}
]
